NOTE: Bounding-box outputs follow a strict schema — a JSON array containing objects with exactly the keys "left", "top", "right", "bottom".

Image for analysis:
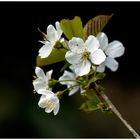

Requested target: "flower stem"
[
  {"left": 61, "top": 84, "right": 80, "bottom": 94},
  {"left": 95, "top": 89, "right": 140, "bottom": 138},
  {"left": 57, "top": 79, "right": 81, "bottom": 84}
]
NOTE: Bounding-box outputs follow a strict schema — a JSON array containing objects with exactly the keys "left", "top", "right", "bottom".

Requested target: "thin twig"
[{"left": 98, "top": 90, "right": 140, "bottom": 138}]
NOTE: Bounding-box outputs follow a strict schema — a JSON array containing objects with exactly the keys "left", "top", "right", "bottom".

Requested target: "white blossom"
[
  {"left": 33, "top": 67, "right": 53, "bottom": 93},
  {"left": 38, "top": 89, "right": 60, "bottom": 115},
  {"left": 65, "top": 35, "right": 106, "bottom": 76},
  {"left": 38, "top": 21, "right": 63, "bottom": 58},
  {"left": 59, "top": 66, "right": 83, "bottom": 96},
  {"left": 96, "top": 32, "right": 125, "bottom": 72}
]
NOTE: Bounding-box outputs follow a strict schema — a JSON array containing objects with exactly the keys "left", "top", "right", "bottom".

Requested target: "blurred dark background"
[{"left": 0, "top": 1, "right": 140, "bottom": 138}]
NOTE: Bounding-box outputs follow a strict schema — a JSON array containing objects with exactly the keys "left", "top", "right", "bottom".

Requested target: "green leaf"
[
  {"left": 85, "top": 73, "right": 106, "bottom": 89},
  {"left": 83, "top": 14, "right": 113, "bottom": 38},
  {"left": 92, "top": 72, "right": 106, "bottom": 82},
  {"left": 80, "top": 101, "right": 99, "bottom": 112},
  {"left": 80, "top": 98, "right": 100, "bottom": 112},
  {"left": 97, "top": 102, "right": 112, "bottom": 114},
  {"left": 60, "top": 16, "right": 84, "bottom": 40},
  {"left": 36, "top": 48, "right": 66, "bottom": 66},
  {"left": 86, "top": 89, "right": 98, "bottom": 100},
  {"left": 80, "top": 89, "right": 100, "bottom": 112}
]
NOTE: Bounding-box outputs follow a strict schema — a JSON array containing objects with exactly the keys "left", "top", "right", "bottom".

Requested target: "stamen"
[
  {"left": 46, "top": 100, "right": 54, "bottom": 110},
  {"left": 82, "top": 51, "right": 90, "bottom": 59}
]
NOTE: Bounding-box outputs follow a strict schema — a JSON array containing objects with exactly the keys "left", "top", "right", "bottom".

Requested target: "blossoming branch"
[{"left": 33, "top": 15, "right": 140, "bottom": 138}]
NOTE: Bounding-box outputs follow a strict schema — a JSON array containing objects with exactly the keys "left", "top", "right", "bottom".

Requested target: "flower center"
[
  {"left": 82, "top": 51, "right": 90, "bottom": 59},
  {"left": 46, "top": 100, "right": 54, "bottom": 110}
]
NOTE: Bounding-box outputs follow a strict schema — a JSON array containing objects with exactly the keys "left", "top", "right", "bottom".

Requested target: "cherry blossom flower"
[
  {"left": 59, "top": 66, "right": 83, "bottom": 96},
  {"left": 96, "top": 32, "right": 125, "bottom": 72},
  {"left": 65, "top": 35, "right": 106, "bottom": 76},
  {"left": 33, "top": 67, "right": 53, "bottom": 93},
  {"left": 38, "top": 89, "right": 60, "bottom": 115},
  {"left": 39, "top": 21, "right": 63, "bottom": 58}
]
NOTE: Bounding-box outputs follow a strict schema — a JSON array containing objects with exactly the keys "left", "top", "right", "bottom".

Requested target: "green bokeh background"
[{"left": 0, "top": 1, "right": 140, "bottom": 138}]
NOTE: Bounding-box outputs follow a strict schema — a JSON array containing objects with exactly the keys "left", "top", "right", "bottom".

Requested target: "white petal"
[
  {"left": 74, "top": 60, "right": 91, "bottom": 76},
  {"left": 53, "top": 102, "right": 60, "bottom": 115},
  {"left": 38, "top": 42, "right": 53, "bottom": 58},
  {"left": 55, "top": 21, "right": 62, "bottom": 39},
  {"left": 105, "top": 40, "right": 125, "bottom": 58},
  {"left": 45, "top": 107, "right": 53, "bottom": 113},
  {"left": 38, "top": 95, "right": 47, "bottom": 108},
  {"left": 59, "top": 70, "right": 75, "bottom": 85},
  {"left": 90, "top": 49, "right": 106, "bottom": 65},
  {"left": 105, "top": 57, "right": 119, "bottom": 71},
  {"left": 97, "top": 63, "right": 105, "bottom": 72},
  {"left": 60, "top": 38, "right": 64, "bottom": 43},
  {"left": 69, "top": 86, "right": 79, "bottom": 96},
  {"left": 50, "top": 95, "right": 59, "bottom": 105},
  {"left": 38, "top": 89, "right": 54, "bottom": 95},
  {"left": 46, "top": 70, "right": 53, "bottom": 80},
  {"left": 39, "top": 40, "right": 47, "bottom": 45},
  {"left": 65, "top": 51, "right": 82, "bottom": 64},
  {"left": 68, "top": 37, "right": 85, "bottom": 53},
  {"left": 80, "top": 86, "right": 86, "bottom": 94},
  {"left": 33, "top": 78, "right": 46, "bottom": 92},
  {"left": 96, "top": 32, "right": 108, "bottom": 51},
  {"left": 69, "top": 65, "right": 75, "bottom": 72},
  {"left": 91, "top": 65, "right": 96, "bottom": 71},
  {"left": 85, "top": 35, "right": 100, "bottom": 53},
  {"left": 35, "top": 67, "right": 46, "bottom": 79},
  {"left": 47, "top": 25, "right": 58, "bottom": 43}
]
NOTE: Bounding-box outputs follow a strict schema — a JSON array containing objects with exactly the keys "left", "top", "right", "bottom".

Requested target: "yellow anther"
[
  {"left": 82, "top": 51, "right": 89, "bottom": 59},
  {"left": 46, "top": 100, "right": 54, "bottom": 110}
]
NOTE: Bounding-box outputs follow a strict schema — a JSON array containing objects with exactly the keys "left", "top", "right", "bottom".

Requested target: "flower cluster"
[{"left": 33, "top": 16, "right": 125, "bottom": 115}]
